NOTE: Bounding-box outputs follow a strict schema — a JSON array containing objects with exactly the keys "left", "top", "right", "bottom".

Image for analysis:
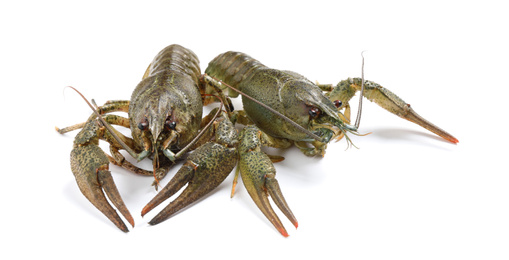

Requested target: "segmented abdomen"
[
  {"left": 146, "top": 44, "right": 201, "bottom": 84},
  {"left": 205, "top": 51, "right": 267, "bottom": 89}
]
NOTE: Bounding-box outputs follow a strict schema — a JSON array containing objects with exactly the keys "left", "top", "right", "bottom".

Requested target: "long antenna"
[
  {"left": 354, "top": 51, "right": 366, "bottom": 129},
  {"left": 65, "top": 86, "right": 140, "bottom": 159}
]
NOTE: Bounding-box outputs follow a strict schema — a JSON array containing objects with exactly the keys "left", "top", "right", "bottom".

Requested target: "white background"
[{"left": 1, "top": 0, "right": 507, "bottom": 259}]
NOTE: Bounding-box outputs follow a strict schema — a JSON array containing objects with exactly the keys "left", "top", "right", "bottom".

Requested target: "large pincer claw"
[
  {"left": 330, "top": 78, "right": 458, "bottom": 143},
  {"left": 238, "top": 126, "right": 298, "bottom": 237},
  {"left": 142, "top": 115, "right": 238, "bottom": 225},
  {"left": 71, "top": 144, "right": 134, "bottom": 232}
]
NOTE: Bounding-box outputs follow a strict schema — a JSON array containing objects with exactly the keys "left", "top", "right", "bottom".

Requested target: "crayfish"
[{"left": 57, "top": 44, "right": 457, "bottom": 237}]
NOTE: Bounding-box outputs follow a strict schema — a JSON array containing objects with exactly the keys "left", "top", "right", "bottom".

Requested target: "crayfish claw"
[
  {"left": 141, "top": 163, "right": 192, "bottom": 219},
  {"left": 143, "top": 113, "right": 239, "bottom": 226},
  {"left": 239, "top": 126, "right": 297, "bottom": 237},
  {"left": 98, "top": 168, "right": 135, "bottom": 228},
  {"left": 241, "top": 170, "right": 297, "bottom": 237},
  {"left": 265, "top": 176, "right": 298, "bottom": 229},
  {"left": 71, "top": 144, "right": 134, "bottom": 232},
  {"left": 330, "top": 78, "right": 458, "bottom": 143},
  {"left": 143, "top": 142, "right": 237, "bottom": 225}
]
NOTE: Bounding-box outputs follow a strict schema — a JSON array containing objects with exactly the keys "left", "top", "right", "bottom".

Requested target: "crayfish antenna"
[
  {"left": 354, "top": 51, "right": 366, "bottom": 129},
  {"left": 64, "top": 86, "right": 142, "bottom": 160}
]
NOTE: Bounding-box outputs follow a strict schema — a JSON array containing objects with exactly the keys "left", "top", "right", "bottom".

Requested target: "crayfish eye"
[
  {"left": 333, "top": 100, "right": 342, "bottom": 108},
  {"left": 165, "top": 117, "right": 177, "bottom": 130},
  {"left": 138, "top": 118, "right": 149, "bottom": 130},
  {"left": 308, "top": 107, "right": 321, "bottom": 118}
]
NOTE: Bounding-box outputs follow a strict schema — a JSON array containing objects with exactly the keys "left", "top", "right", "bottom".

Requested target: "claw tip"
[
  {"left": 278, "top": 227, "right": 289, "bottom": 237},
  {"left": 141, "top": 206, "right": 150, "bottom": 217},
  {"left": 127, "top": 218, "right": 135, "bottom": 228},
  {"left": 445, "top": 136, "right": 459, "bottom": 144}
]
